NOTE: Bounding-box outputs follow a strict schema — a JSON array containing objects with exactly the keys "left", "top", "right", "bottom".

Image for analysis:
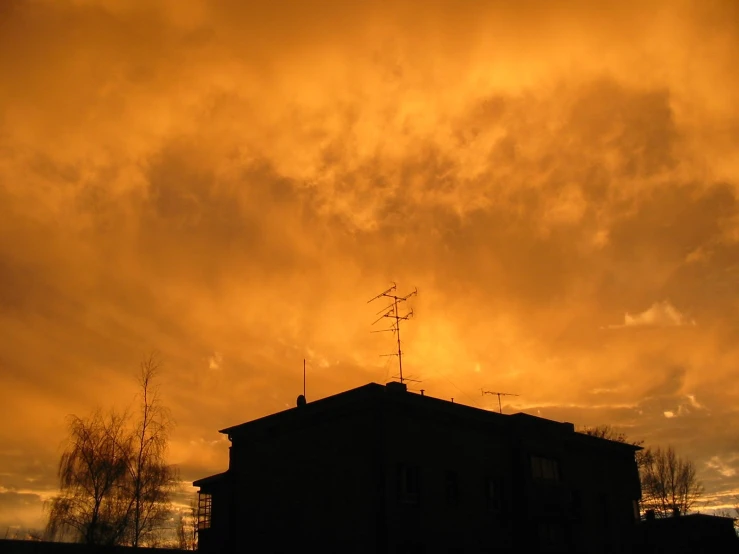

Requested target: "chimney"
[
  {"left": 386, "top": 382, "right": 407, "bottom": 393},
  {"left": 646, "top": 510, "right": 655, "bottom": 521},
  {"left": 673, "top": 507, "right": 680, "bottom": 518}
]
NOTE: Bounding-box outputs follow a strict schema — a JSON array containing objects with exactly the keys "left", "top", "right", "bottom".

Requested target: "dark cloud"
[
  {"left": 0, "top": 492, "right": 44, "bottom": 530},
  {"left": 643, "top": 364, "right": 687, "bottom": 399}
]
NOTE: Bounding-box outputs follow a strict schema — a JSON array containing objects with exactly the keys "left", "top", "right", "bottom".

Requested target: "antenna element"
[
  {"left": 481, "top": 390, "right": 520, "bottom": 414},
  {"left": 368, "top": 282, "right": 418, "bottom": 384}
]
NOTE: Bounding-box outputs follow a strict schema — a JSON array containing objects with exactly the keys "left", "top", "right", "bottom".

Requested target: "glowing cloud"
[
  {"left": 1, "top": 0, "right": 738, "bottom": 531},
  {"left": 208, "top": 351, "right": 223, "bottom": 371},
  {"left": 607, "top": 301, "right": 697, "bottom": 329},
  {"left": 706, "top": 456, "right": 737, "bottom": 478}
]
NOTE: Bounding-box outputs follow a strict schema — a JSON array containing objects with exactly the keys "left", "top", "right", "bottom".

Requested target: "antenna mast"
[
  {"left": 368, "top": 282, "right": 418, "bottom": 384},
  {"left": 482, "top": 390, "right": 520, "bottom": 414}
]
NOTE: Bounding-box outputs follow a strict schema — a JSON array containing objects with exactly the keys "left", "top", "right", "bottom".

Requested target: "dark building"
[
  {"left": 194, "top": 382, "right": 642, "bottom": 553},
  {"left": 634, "top": 512, "right": 739, "bottom": 554}
]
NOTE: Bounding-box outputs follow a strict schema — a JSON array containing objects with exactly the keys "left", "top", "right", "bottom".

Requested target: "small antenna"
[
  {"left": 368, "top": 282, "right": 418, "bottom": 384},
  {"left": 394, "top": 375, "right": 421, "bottom": 383},
  {"left": 296, "top": 359, "right": 308, "bottom": 408},
  {"left": 482, "top": 390, "right": 520, "bottom": 414}
]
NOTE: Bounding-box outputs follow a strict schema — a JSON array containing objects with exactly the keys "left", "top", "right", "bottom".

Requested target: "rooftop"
[{"left": 217, "top": 381, "right": 641, "bottom": 453}]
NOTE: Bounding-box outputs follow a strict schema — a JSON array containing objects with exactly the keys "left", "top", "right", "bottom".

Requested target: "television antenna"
[
  {"left": 296, "top": 358, "right": 307, "bottom": 407},
  {"left": 368, "top": 282, "right": 418, "bottom": 384},
  {"left": 482, "top": 390, "right": 519, "bottom": 414}
]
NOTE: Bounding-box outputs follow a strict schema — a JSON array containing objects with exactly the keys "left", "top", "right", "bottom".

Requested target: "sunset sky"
[{"left": 2, "top": 0, "right": 739, "bottom": 532}]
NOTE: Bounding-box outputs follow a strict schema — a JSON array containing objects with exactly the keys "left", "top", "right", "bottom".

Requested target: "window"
[
  {"left": 570, "top": 490, "right": 582, "bottom": 519},
  {"left": 398, "top": 542, "right": 425, "bottom": 554},
  {"left": 538, "top": 523, "right": 565, "bottom": 548},
  {"left": 445, "top": 470, "right": 459, "bottom": 507},
  {"left": 398, "top": 464, "right": 420, "bottom": 505},
  {"left": 197, "top": 492, "right": 212, "bottom": 530},
  {"left": 531, "top": 456, "right": 560, "bottom": 481},
  {"left": 486, "top": 477, "right": 503, "bottom": 512},
  {"left": 598, "top": 493, "right": 610, "bottom": 528}
]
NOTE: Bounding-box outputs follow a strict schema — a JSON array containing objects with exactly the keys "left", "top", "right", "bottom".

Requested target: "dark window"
[
  {"left": 538, "top": 522, "right": 565, "bottom": 548},
  {"left": 531, "top": 456, "right": 560, "bottom": 481},
  {"left": 570, "top": 490, "right": 582, "bottom": 519},
  {"left": 598, "top": 493, "right": 610, "bottom": 528},
  {"left": 398, "top": 464, "right": 420, "bottom": 505},
  {"left": 398, "top": 542, "right": 425, "bottom": 554},
  {"left": 197, "top": 492, "right": 212, "bottom": 530},
  {"left": 486, "top": 477, "right": 503, "bottom": 512},
  {"left": 445, "top": 470, "right": 459, "bottom": 506}
]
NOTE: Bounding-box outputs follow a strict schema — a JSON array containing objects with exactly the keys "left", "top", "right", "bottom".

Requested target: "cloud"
[
  {"left": 1, "top": 0, "right": 739, "bottom": 531},
  {"left": 707, "top": 456, "right": 737, "bottom": 478},
  {"left": 207, "top": 352, "right": 223, "bottom": 371},
  {"left": 0, "top": 491, "right": 45, "bottom": 530},
  {"left": 657, "top": 393, "right": 710, "bottom": 420},
  {"left": 606, "top": 301, "right": 697, "bottom": 329}
]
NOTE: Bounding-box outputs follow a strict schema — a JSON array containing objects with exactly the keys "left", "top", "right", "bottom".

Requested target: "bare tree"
[
  {"left": 2, "top": 527, "right": 45, "bottom": 541},
  {"left": 46, "top": 353, "right": 178, "bottom": 546},
  {"left": 46, "top": 410, "right": 133, "bottom": 544},
  {"left": 579, "top": 424, "right": 648, "bottom": 468},
  {"left": 127, "top": 354, "right": 179, "bottom": 547},
  {"left": 175, "top": 511, "right": 188, "bottom": 550},
  {"left": 579, "top": 426, "right": 703, "bottom": 517},
  {"left": 174, "top": 499, "right": 198, "bottom": 551},
  {"left": 580, "top": 424, "right": 630, "bottom": 443},
  {"left": 640, "top": 445, "right": 703, "bottom": 518},
  {"left": 25, "top": 529, "right": 45, "bottom": 541}
]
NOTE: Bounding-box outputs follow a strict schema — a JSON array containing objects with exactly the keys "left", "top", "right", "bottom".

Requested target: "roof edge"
[
  {"left": 193, "top": 471, "right": 229, "bottom": 487},
  {"left": 218, "top": 382, "right": 385, "bottom": 435}
]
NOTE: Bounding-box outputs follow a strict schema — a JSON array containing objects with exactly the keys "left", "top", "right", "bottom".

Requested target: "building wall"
[
  {"left": 635, "top": 514, "right": 739, "bottom": 554},
  {"left": 565, "top": 441, "right": 640, "bottom": 554},
  {"left": 378, "top": 401, "right": 641, "bottom": 554},
  {"left": 514, "top": 419, "right": 640, "bottom": 554},
  {"left": 380, "top": 399, "right": 514, "bottom": 554},
  {"left": 197, "top": 478, "right": 228, "bottom": 553},
  {"left": 226, "top": 401, "right": 381, "bottom": 553},
  {"left": 196, "top": 385, "right": 642, "bottom": 554}
]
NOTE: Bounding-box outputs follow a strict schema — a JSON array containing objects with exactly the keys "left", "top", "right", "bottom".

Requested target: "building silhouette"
[
  {"left": 634, "top": 511, "right": 739, "bottom": 554},
  {"left": 194, "top": 382, "right": 642, "bottom": 553}
]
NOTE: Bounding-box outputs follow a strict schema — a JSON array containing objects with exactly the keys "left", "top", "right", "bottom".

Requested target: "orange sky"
[{"left": 2, "top": 0, "right": 739, "bottom": 531}]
